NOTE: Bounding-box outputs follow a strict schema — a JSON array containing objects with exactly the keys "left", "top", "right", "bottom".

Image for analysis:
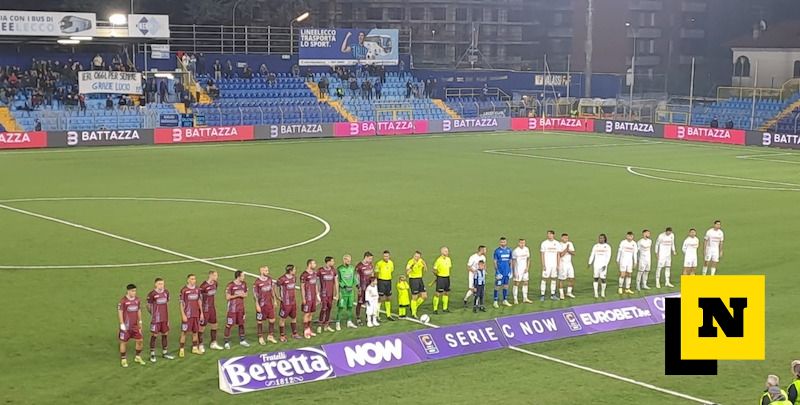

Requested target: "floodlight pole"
[
  {"left": 232, "top": 0, "right": 244, "bottom": 54},
  {"left": 688, "top": 57, "right": 695, "bottom": 125},
  {"left": 628, "top": 27, "right": 636, "bottom": 119}
]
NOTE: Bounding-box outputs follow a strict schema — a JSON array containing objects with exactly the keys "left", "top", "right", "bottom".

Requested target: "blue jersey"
[{"left": 493, "top": 247, "right": 512, "bottom": 275}]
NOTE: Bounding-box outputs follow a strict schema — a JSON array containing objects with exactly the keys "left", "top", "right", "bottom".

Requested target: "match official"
[{"left": 432, "top": 247, "right": 452, "bottom": 314}]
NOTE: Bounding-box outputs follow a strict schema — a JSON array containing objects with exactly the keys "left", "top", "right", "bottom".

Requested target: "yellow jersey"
[
  {"left": 375, "top": 259, "right": 394, "bottom": 280},
  {"left": 433, "top": 256, "right": 452, "bottom": 277},
  {"left": 397, "top": 280, "right": 411, "bottom": 305},
  {"left": 405, "top": 258, "right": 426, "bottom": 279}
]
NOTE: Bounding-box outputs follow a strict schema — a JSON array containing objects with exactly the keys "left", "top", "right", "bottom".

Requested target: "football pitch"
[{"left": 1, "top": 131, "right": 798, "bottom": 404}]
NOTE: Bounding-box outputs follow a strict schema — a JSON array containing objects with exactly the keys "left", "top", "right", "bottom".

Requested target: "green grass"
[{"left": 1, "top": 132, "right": 798, "bottom": 404}]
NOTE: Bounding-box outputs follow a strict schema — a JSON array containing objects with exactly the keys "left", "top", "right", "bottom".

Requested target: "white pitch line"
[
  {"left": 626, "top": 167, "right": 800, "bottom": 192},
  {"left": 0, "top": 203, "right": 258, "bottom": 278},
  {"left": 487, "top": 140, "right": 661, "bottom": 152},
  {"left": 736, "top": 152, "right": 800, "bottom": 165}
]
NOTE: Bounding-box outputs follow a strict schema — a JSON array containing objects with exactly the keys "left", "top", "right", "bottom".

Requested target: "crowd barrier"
[
  {"left": 217, "top": 293, "right": 676, "bottom": 394},
  {"left": 1, "top": 118, "right": 799, "bottom": 150}
]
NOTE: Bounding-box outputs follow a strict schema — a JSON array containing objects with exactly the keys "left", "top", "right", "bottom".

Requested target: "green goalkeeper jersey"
[{"left": 337, "top": 264, "right": 357, "bottom": 290}]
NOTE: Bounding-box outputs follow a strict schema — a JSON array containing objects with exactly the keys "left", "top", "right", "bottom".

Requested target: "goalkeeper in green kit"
[{"left": 335, "top": 254, "right": 358, "bottom": 330}]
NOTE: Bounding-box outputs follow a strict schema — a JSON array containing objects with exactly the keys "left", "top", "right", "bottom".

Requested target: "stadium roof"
[{"left": 728, "top": 20, "right": 800, "bottom": 49}]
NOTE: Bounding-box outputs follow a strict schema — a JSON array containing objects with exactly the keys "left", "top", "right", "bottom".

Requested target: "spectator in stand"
[
  {"left": 213, "top": 59, "right": 222, "bottom": 81},
  {"left": 725, "top": 118, "right": 734, "bottom": 129},
  {"left": 92, "top": 54, "right": 104, "bottom": 71},
  {"left": 318, "top": 77, "right": 329, "bottom": 98},
  {"left": 374, "top": 80, "right": 382, "bottom": 100},
  {"left": 259, "top": 64, "right": 269, "bottom": 77},
  {"left": 158, "top": 80, "right": 168, "bottom": 104},
  {"left": 78, "top": 93, "right": 86, "bottom": 115},
  {"left": 174, "top": 80, "right": 185, "bottom": 98},
  {"left": 292, "top": 64, "right": 300, "bottom": 77},
  {"left": 349, "top": 78, "right": 359, "bottom": 98},
  {"left": 399, "top": 60, "right": 405, "bottom": 76},
  {"left": 405, "top": 79, "right": 412, "bottom": 98},
  {"left": 710, "top": 116, "right": 719, "bottom": 128},
  {"left": 118, "top": 95, "right": 128, "bottom": 111},
  {"left": 242, "top": 66, "right": 253, "bottom": 79},
  {"left": 225, "top": 60, "right": 234, "bottom": 78},
  {"left": 147, "top": 78, "right": 157, "bottom": 104},
  {"left": 305, "top": 67, "right": 314, "bottom": 82},
  {"left": 34, "top": 119, "right": 42, "bottom": 131},
  {"left": 379, "top": 65, "right": 386, "bottom": 83},
  {"left": 197, "top": 53, "right": 206, "bottom": 76},
  {"left": 189, "top": 53, "right": 197, "bottom": 73},
  {"left": 181, "top": 53, "right": 190, "bottom": 70},
  {"left": 207, "top": 79, "right": 219, "bottom": 98},
  {"left": 335, "top": 86, "right": 344, "bottom": 99},
  {"left": 267, "top": 71, "right": 277, "bottom": 85}
]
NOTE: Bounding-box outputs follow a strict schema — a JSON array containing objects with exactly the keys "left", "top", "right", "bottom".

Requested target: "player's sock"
[
  {"left": 120, "top": 351, "right": 126, "bottom": 359},
  {"left": 433, "top": 296, "right": 439, "bottom": 311},
  {"left": 355, "top": 303, "right": 362, "bottom": 318},
  {"left": 464, "top": 289, "right": 473, "bottom": 302},
  {"left": 224, "top": 326, "right": 231, "bottom": 339},
  {"left": 642, "top": 271, "right": 649, "bottom": 287},
  {"left": 135, "top": 348, "right": 142, "bottom": 356},
  {"left": 279, "top": 325, "right": 285, "bottom": 336},
  {"left": 522, "top": 285, "right": 528, "bottom": 299},
  {"left": 493, "top": 289, "right": 498, "bottom": 301},
  {"left": 398, "top": 306, "right": 406, "bottom": 317},
  {"left": 656, "top": 266, "right": 663, "bottom": 284},
  {"left": 559, "top": 287, "right": 564, "bottom": 297},
  {"left": 593, "top": 280, "right": 599, "bottom": 297},
  {"left": 502, "top": 288, "right": 508, "bottom": 301},
  {"left": 549, "top": 280, "right": 556, "bottom": 295},
  {"left": 291, "top": 322, "right": 299, "bottom": 335},
  {"left": 512, "top": 285, "right": 519, "bottom": 302},
  {"left": 385, "top": 301, "right": 392, "bottom": 317},
  {"left": 618, "top": 276, "right": 625, "bottom": 289},
  {"left": 257, "top": 323, "right": 264, "bottom": 337},
  {"left": 601, "top": 280, "right": 607, "bottom": 295},
  {"left": 540, "top": 280, "right": 546, "bottom": 296},
  {"left": 210, "top": 329, "right": 217, "bottom": 342},
  {"left": 625, "top": 276, "right": 631, "bottom": 289},
  {"left": 410, "top": 300, "right": 418, "bottom": 317},
  {"left": 710, "top": 267, "right": 716, "bottom": 275},
  {"left": 179, "top": 340, "right": 185, "bottom": 349},
  {"left": 665, "top": 267, "right": 671, "bottom": 282},
  {"left": 268, "top": 322, "right": 274, "bottom": 335},
  {"left": 238, "top": 325, "right": 245, "bottom": 340},
  {"left": 636, "top": 272, "right": 643, "bottom": 289},
  {"left": 198, "top": 331, "right": 204, "bottom": 345},
  {"left": 161, "top": 335, "right": 168, "bottom": 351},
  {"left": 702, "top": 266, "right": 708, "bottom": 275},
  {"left": 149, "top": 335, "right": 157, "bottom": 350},
  {"left": 567, "top": 285, "right": 573, "bottom": 295},
  {"left": 442, "top": 295, "right": 449, "bottom": 310}
]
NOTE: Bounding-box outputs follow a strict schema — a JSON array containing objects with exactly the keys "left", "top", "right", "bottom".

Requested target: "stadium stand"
[
  {"left": 445, "top": 96, "right": 512, "bottom": 118},
  {"left": 689, "top": 95, "right": 800, "bottom": 130}
]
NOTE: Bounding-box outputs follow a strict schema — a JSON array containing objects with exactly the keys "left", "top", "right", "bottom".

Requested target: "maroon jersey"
[
  {"left": 300, "top": 270, "right": 318, "bottom": 303},
  {"left": 276, "top": 274, "right": 297, "bottom": 306},
  {"left": 253, "top": 276, "right": 275, "bottom": 309},
  {"left": 356, "top": 262, "right": 374, "bottom": 289},
  {"left": 317, "top": 266, "right": 337, "bottom": 298},
  {"left": 180, "top": 285, "right": 202, "bottom": 318},
  {"left": 118, "top": 296, "right": 141, "bottom": 329},
  {"left": 146, "top": 289, "right": 170, "bottom": 323},
  {"left": 226, "top": 281, "right": 247, "bottom": 313},
  {"left": 199, "top": 280, "right": 218, "bottom": 314}
]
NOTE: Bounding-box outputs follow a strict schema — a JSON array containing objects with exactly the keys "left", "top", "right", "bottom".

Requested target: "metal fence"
[
  {"left": 197, "top": 105, "right": 332, "bottom": 126},
  {"left": 31, "top": 109, "right": 160, "bottom": 131}
]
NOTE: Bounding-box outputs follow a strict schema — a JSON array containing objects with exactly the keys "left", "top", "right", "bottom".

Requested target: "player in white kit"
[
  {"left": 655, "top": 227, "right": 676, "bottom": 288},
  {"left": 463, "top": 245, "right": 487, "bottom": 306},
  {"left": 540, "top": 231, "right": 560, "bottom": 301},
  {"left": 636, "top": 229, "right": 652, "bottom": 291},
  {"left": 702, "top": 220, "right": 724, "bottom": 276},
  {"left": 682, "top": 228, "right": 700, "bottom": 276},
  {"left": 511, "top": 239, "right": 532, "bottom": 304},
  {"left": 588, "top": 234, "right": 612, "bottom": 299},
  {"left": 558, "top": 233, "right": 576, "bottom": 299},
  {"left": 617, "top": 232, "right": 638, "bottom": 295}
]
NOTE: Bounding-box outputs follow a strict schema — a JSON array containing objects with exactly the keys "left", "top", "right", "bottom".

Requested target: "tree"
[{"left": 182, "top": 0, "right": 233, "bottom": 24}]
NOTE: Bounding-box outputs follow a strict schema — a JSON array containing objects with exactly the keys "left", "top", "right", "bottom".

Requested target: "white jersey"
[
  {"left": 540, "top": 240, "right": 561, "bottom": 268},
  {"left": 637, "top": 238, "right": 652, "bottom": 263},
  {"left": 682, "top": 236, "right": 700, "bottom": 260},
  {"left": 512, "top": 247, "right": 530, "bottom": 273},
  {"left": 559, "top": 241, "right": 575, "bottom": 266},
  {"left": 656, "top": 232, "right": 676, "bottom": 257},
  {"left": 365, "top": 284, "right": 379, "bottom": 307},
  {"left": 704, "top": 229, "right": 724, "bottom": 252},
  {"left": 617, "top": 240, "right": 638, "bottom": 266},
  {"left": 588, "top": 243, "right": 612, "bottom": 268},
  {"left": 467, "top": 253, "right": 485, "bottom": 272}
]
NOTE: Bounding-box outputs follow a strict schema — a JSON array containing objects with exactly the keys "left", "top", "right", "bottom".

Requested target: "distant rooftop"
[{"left": 728, "top": 20, "right": 800, "bottom": 49}]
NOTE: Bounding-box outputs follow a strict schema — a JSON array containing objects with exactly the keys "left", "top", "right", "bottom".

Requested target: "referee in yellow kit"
[
  {"left": 375, "top": 250, "right": 395, "bottom": 320},
  {"left": 432, "top": 247, "right": 452, "bottom": 314}
]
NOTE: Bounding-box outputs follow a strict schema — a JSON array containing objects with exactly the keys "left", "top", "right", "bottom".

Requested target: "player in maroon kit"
[
  {"left": 146, "top": 278, "right": 175, "bottom": 362},
  {"left": 224, "top": 270, "right": 250, "bottom": 349},
  {"left": 118, "top": 283, "right": 145, "bottom": 367},
  {"left": 300, "top": 259, "right": 320, "bottom": 339},
  {"left": 199, "top": 270, "right": 223, "bottom": 351},
  {"left": 179, "top": 274, "right": 204, "bottom": 357},
  {"left": 355, "top": 251, "right": 375, "bottom": 326},
  {"left": 316, "top": 256, "right": 338, "bottom": 334},
  {"left": 253, "top": 265, "right": 277, "bottom": 345},
  {"left": 276, "top": 264, "right": 301, "bottom": 341}
]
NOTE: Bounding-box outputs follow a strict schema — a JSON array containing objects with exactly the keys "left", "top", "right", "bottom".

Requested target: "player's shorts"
[
  {"left": 410, "top": 278, "right": 426, "bottom": 294},
  {"left": 256, "top": 305, "right": 275, "bottom": 321},
  {"left": 435, "top": 276, "right": 451, "bottom": 293},
  {"left": 541, "top": 266, "right": 558, "bottom": 279},
  {"left": 182, "top": 317, "right": 201, "bottom": 333},
  {"left": 495, "top": 272, "right": 510, "bottom": 287},
  {"left": 467, "top": 271, "right": 475, "bottom": 289},
  {"left": 704, "top": 249, "right": 720, "bottom": 262},
  {"left": 118, "top": 326, "right": 143, "bottom": 342},
  {"left": 592, "top": 264, "right": 608, "bottom": 279},
  {"left": 149, "top": 321, "right": 170, "bottom": 334},
  {"left": 639, "top": 259, "right": 651, "bottom": 272},
  {"left": 513, "top": 268, "right": 529, "bottom": 282},
  {"left": 338, "top": 291, "right": 354, "bottom": 309},
  {"left": 226, "top": 312, "right": 245, "bottom": 326},
  {"left": 200, "top": 308, "right": 217, "bottom": 326},
  {"left": 657, "top": 254, "right": 672, "bottom": 268},
  {"left": 377, "top": 279, "right": 392, "bottom": 297},
  {"left": 279, "top": 304, "right": 297, "bottom": 319},
  {"left": 684, "top": 257, "right": 697, "bottom": 268},
  {"left": 302, "top": 300, "right": 317, "bottom": 314},
  {"left": 619, "top": 263, "right": 633, "bottom": 273},
  {"left": 558, "top": 263, "right": 574, "bottom": 280}
]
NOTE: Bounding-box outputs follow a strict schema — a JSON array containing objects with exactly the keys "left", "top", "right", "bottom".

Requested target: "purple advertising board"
[
  {"left": 218, "top": 347, "right": 335, "bottom": 394},
  {"left": 495, "top": 308, "right": 578, "bottom": 346},
  {"left": 410, "top": 320, "right": 508, "bottom": 360},
  {"left": 321, "top": 332, "right": 423, "bottom": 377},
  {"left": 571, "top": 296, "right": 660, "bottom": 334}
]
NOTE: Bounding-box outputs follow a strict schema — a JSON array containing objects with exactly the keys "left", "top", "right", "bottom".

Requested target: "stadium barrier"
[
  {"left": 3, "top": 118, "right": 800, "bottom": 150},
  {"left": 217, "top": 293, "right": 676, "bottom": 394}
]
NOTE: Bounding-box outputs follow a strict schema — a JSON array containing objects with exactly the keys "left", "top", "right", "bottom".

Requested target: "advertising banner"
[
  {"left": 535, "top": 74, "right": 571, "bottom": 87},
  {"left": 644, "top": 293, "right": 680, "bottom": 323},
  {"left": 571, "top": 297, "right": 658, "bottom": 334},
  {"left": 218, "top": 347, "right": 335, "bottom": 394},
  {"left": 411, "top": 320, "right": 508, "bottom": 360},
  {"left": 159, "top": 114, "right": 179, "bottom": 127},
  {"left": 495, "top": 309, "right": 576, "bottom": 346},
  {"left": 151, "top": 44, "right": 170, "bottom": 60},
  {"left": 333, "top": 122, "right": 377, "bottom": 137},
  {"left": 664, "top": 125, "right": 745, "bottom": 145},
  {"left": 154, "top": 125, "right": 254, "bottom": 144},
  {"left": 0, "top": 131, "right": 47, "bottom": 149},
  {"left": 0, "top": 10, "right": 96, "bottom": 37},
  {"left": 78, "top": 71, "right": 143, "bottom": 95},
  {"left": 299, "top": 28, "right": 399, "bottom": 66},
  {"left": 377, "top": 120, "right": 428, "bottom": 135},
  {"left": 511, "top": 117, "right": 594, "bottom": 132},
  {"left": 48, "top": 129, "right": 153, "bottom": 148},
  {"left": 598, "top": 120, "right": 663, "bottom": 138},
  {"left": 255, "top": 123, "right": 334, "bottom": 140},
  {"left": 127, "top": 14, "right": 170, "bottom": 38},
  {"left": 322, "top": 333, "right": 423, "bottom": 377},
  {"left": 429, "top": 117, "right": 510, "bottom": 133},
  {"left": 750, "top": 132, "right": 800, "bottom": 149}
]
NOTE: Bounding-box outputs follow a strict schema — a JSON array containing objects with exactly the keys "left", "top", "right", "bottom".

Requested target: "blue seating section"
[
  {"left": 446, "top": 97, "right": 509, "bottom": 118},
  {"left": 11, "top": 103, "right": 178, "bottom": 131},
  {"left": 690, "top": 95, "right": 800, "bottom": 130}
]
